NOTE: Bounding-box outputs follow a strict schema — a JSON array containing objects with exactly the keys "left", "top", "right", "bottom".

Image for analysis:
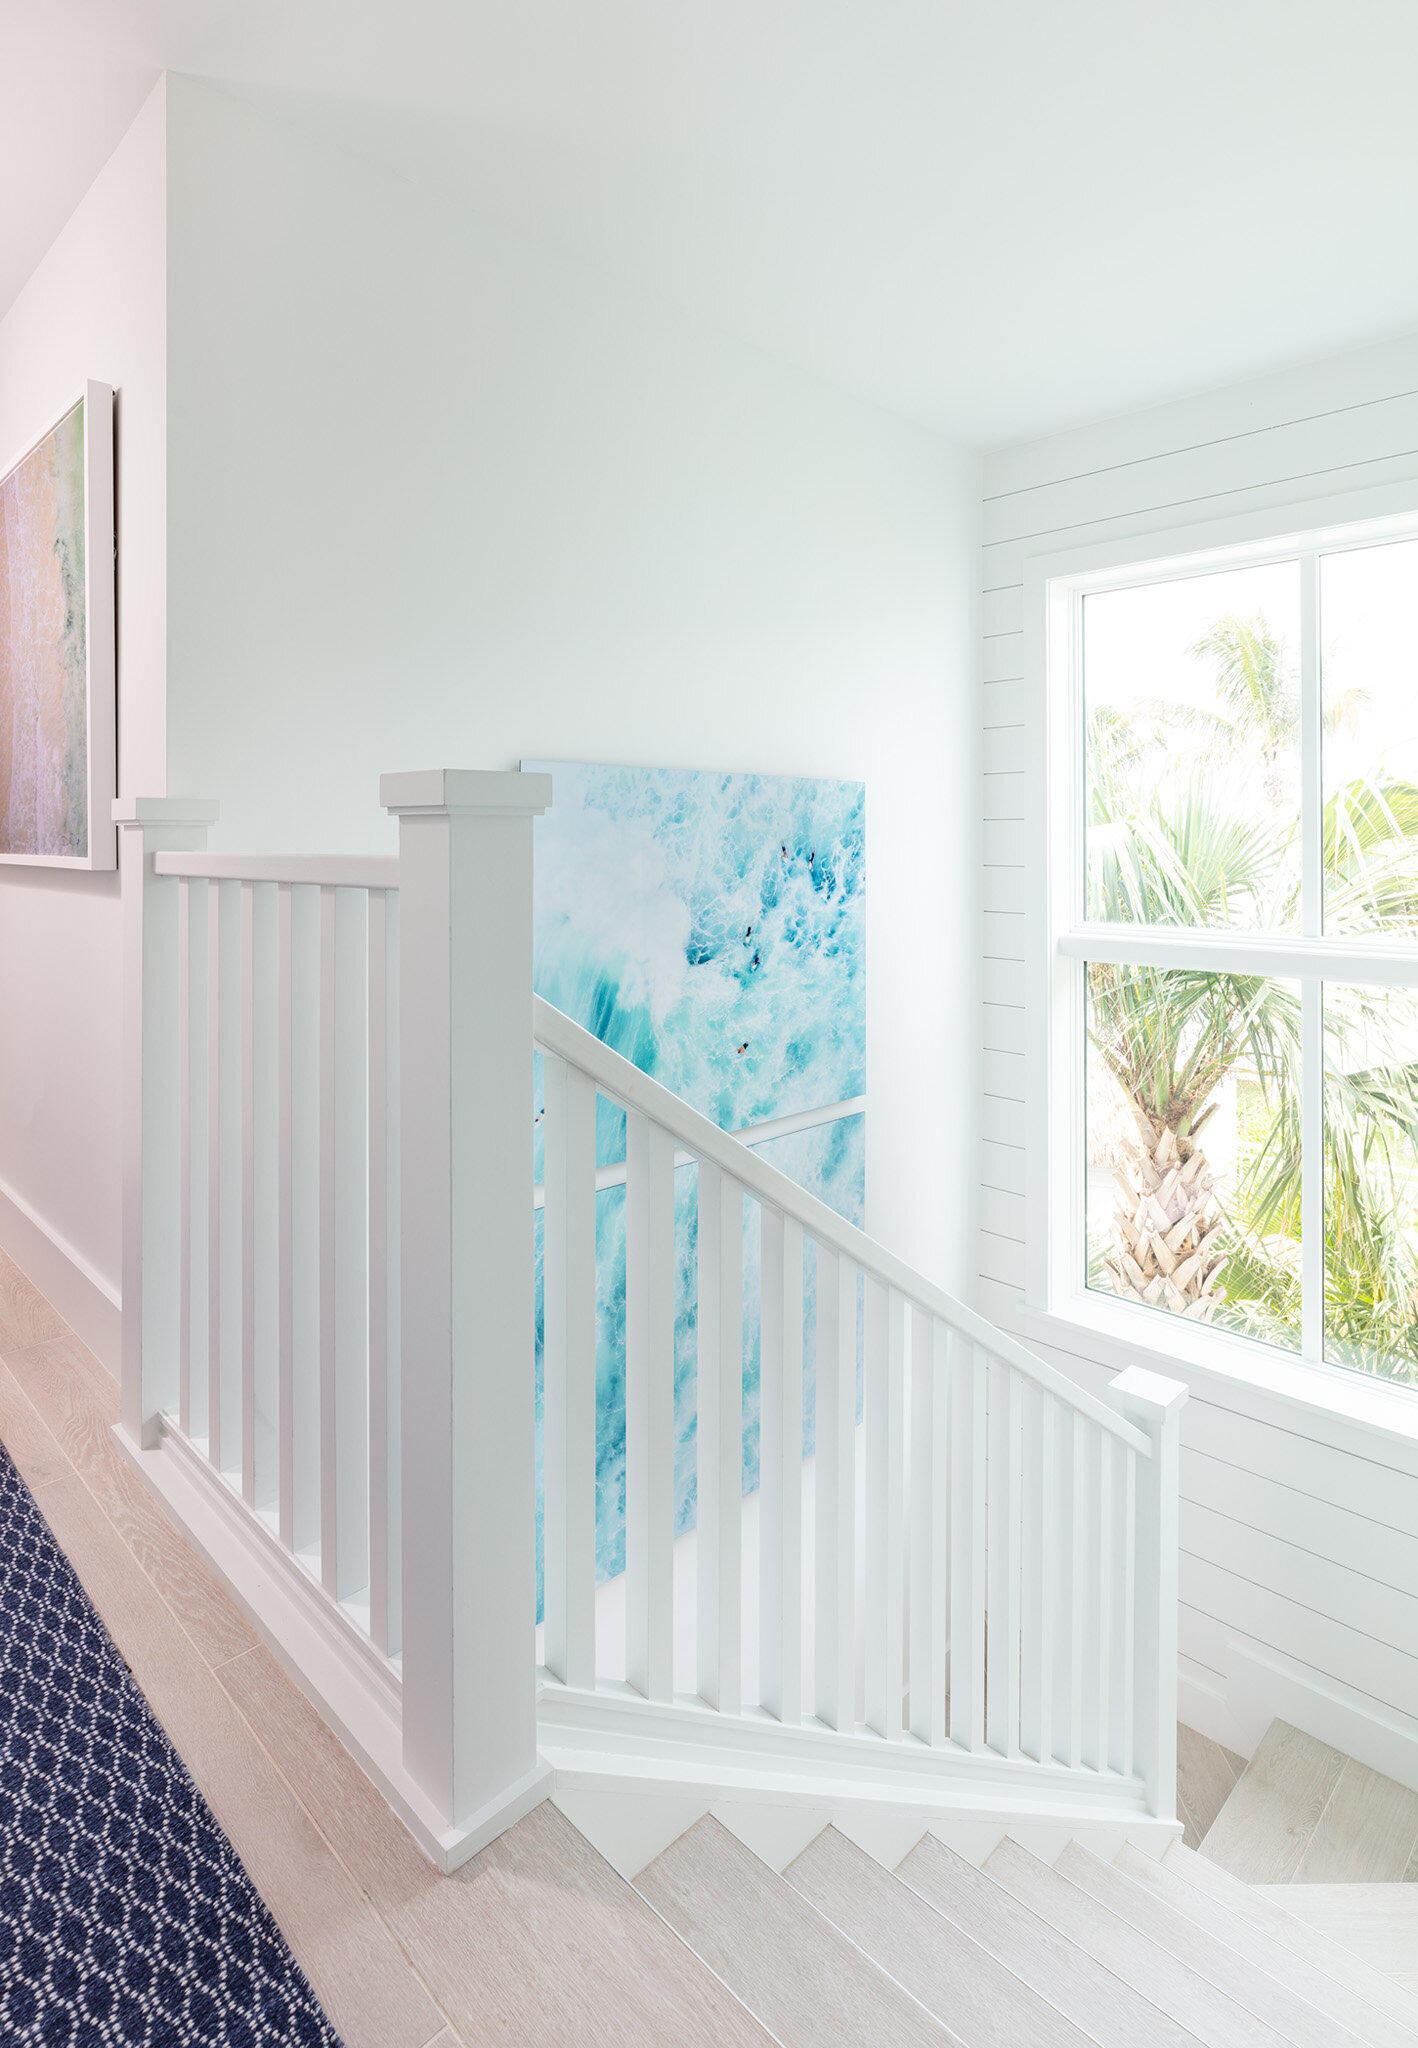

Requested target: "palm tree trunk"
[{"left": 1108, "top": 1112, "right": 1226, "bottom": 1318}]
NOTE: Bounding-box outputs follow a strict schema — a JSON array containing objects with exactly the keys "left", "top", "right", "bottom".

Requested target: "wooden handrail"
[{"left": 533, "top": 997, "right": 1150, "bottom": 1454}]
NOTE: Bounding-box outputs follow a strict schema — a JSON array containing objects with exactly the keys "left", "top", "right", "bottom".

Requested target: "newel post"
[
  {"left": 381, "top": 768, "right": 554, "bottom": 1853},
  {"left": 113, "top": 797, "right": 219, "bottom": 1450},
  {"left": 1110, "top": 1364, "right": 1188, "bottom": 1823}
]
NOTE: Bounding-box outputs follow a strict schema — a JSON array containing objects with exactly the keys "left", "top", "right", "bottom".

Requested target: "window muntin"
[{"left": 1068, "top": 521, "right": 1418, "bottom": 1391}]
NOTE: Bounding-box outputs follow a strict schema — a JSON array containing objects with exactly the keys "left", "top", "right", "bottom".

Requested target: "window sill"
[{"left": 1015, "top": 1290, "right": 1418, "bottom": 1460}]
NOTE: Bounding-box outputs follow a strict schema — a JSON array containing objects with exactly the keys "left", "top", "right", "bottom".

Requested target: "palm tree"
[{"left": 1087, "top": 616, "right": 1418, "bottom": 1371}]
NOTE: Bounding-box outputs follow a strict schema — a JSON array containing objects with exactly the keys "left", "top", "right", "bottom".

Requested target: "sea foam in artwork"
[{"left": 525, "top": 761, "right": 866, "bottom": 1599}]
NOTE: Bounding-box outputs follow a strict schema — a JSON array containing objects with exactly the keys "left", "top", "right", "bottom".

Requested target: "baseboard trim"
[
  {"left": 1224, "top": 1643, "right": 1418, "bottom": 1795},
  {"left": 116, "top": 1417, "right": 545, "bottom": 1873},
  {"left": 0, "top": 1172, "right": 120, "bottom": 1370}
]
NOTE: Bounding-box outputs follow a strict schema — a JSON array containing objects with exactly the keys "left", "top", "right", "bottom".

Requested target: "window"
[{"left": 1044, "top": 515, "right": 1418, "bottom": 1392}]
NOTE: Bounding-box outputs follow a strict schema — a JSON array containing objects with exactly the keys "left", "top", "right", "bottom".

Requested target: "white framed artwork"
[{"left": 0, "top": 380, "right": 116, "bottom": 869}]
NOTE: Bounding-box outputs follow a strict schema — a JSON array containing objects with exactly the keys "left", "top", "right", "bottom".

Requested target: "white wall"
[
  {"left": 164, "top": 77, "right": 981, "bottom": 1284},
  {"left": 978, "top": 333, "right": 1418, "bottom": 1780},
  {"left": 0, "top": 81, "right": 167, "bottom": 1363}
]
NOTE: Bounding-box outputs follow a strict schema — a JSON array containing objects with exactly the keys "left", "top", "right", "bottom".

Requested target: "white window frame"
[{"left": 1017, "top": 474, "right": 1418, "bottom": 1442}]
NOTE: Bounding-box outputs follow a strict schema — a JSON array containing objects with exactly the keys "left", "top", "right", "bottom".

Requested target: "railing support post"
[
  {"left": 381, "top": 768, "right": 553, "bottom": 1857},
  {"left": 1110, "top": 1364, "right": 1187, "bottom": 1823},
  {"left": 114, "top": 797, "right": 219, "bottom": 1451}
]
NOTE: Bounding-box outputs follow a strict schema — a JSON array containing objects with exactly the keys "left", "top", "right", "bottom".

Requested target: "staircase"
[
  {"left": 113, "top": 768, "right": 1187, "bottom": 1876},
  {"left": 460, "top": 1730, "right": 1418, "bottom": 2047}
]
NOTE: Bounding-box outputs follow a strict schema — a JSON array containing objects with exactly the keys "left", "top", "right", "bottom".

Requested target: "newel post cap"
[
  {"left": 1109, "top": 1364, "right": 1189, "bottom": 1424},
  {"left": 112, "top": 796, "right": 220, "bottom": 828},
  {"left": 380, "top": 769, "right": 553, "bottom": 819}
]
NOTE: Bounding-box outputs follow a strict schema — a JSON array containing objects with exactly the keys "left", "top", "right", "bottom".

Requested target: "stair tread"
[
  {"left": 1250, "top": 1884, "right": 1418, "bottom": 1979},
  {"left": 1200, "top": 1724, "right": 1348, "bottom": 1883},
  {"left": 897, "top": 1831, "right": 1207, "bottom": 2048},
  {"left": 635, "top": 1818, "right": 964, "bottom": 2048},
  {"left": 984, "top": 1836, "right": 1296, "bottom": 2048},
  {"left": 1057, "top": 1842, "right": 1367, "bottom": 2048},
  {"left": 784, "top": 1827, "right": 1097, "bottom": 2048},
  {"left": 1122, "top": 1851, "right": 1418, "bottom": 2048},
  {"left": 1163, "top": 1842, "right": 1418, "bottom": 2031},
  {"left": 1123, "top": 1850, "right": 1418, "bottom": 2048}
]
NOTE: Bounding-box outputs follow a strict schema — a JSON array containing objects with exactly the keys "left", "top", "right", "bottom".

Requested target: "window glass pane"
[
  {"left": 1084, "top": 563, "right": 1301, "bottom": 930},
  {"left": 1323, "top": 984, "right": 1418, "bottom": 1384},
  {"left": 1086, "top": 963, "right": 1301, "bottom": 1348},
  {"left": 1321, "top": 539, "right": 1418, "bottom": 939}
]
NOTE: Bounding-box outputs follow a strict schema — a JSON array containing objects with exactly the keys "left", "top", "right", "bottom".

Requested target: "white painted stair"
[{"left": 598, "top": 1810, "right": 1418, "bottom": 2047}]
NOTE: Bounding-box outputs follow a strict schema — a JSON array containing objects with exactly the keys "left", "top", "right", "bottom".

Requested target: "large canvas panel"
[
  {"left": 527, "top": 760, "right": 866, "bottom": 1607},
  {"left": 0, "top": 399, "right": 90, "bottom": 860}
]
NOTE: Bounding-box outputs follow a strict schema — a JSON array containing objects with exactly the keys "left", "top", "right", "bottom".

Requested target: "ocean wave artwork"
[{"left": 525, "top": 760, "right": 866, "bottom": 1605}]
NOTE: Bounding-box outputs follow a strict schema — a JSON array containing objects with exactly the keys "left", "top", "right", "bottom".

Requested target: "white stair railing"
[
  {"left": 115, "top": 768, "right": 1184, "bottom": 1878},
  {"left": 535, "top": 999, "right": 1187, "bottom": 1816}
]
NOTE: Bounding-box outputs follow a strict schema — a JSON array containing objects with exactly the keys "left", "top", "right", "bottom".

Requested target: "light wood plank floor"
[
  {"left": 1176, "top": 1721, "right": 1247, "bottom": 1849},
  {"left": 1200, "top": 1720, "right": 1418, "bottom": 1883},
  {"left": 0, "top": 1252, "right": 764, "bottom": 2048}
]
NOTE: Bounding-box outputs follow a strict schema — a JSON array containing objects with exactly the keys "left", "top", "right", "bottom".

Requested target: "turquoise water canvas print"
[{"left": 526, "top": 760, "right": 866, "bottom": 1599}]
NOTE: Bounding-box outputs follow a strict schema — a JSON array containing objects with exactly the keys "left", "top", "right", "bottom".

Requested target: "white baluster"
[
  {"left": 697, "top": 1160, "right": 744, "bottom": 1714},
  {"left": 908, "top": 1309, "right": 949, "bottom": 1747},
  {"left": 383, "top": 891, "right": 402, "bottom": 1662},
  {"left": 1114, "top": 1441, "right": 1138, "bottom": 1778},
  {"left": 290, "top": 883, "right": 323, "bottom": 1560},
  {"left": 333, "top": 887, "right": 370, "bottom": 1607},
  {"left": 948, "top": 1336, "right": 986, "bottom": 1751},
  {"left": 1062, "top": 1408, "right": 1090, "bottom": 1770},
  {"left": 250, "top": 883, "right": 280, "bottom": 1515},
  {"left": 759, "top": 1208, "right": 803, "bottom": 1725},
  {"left": 1110, "top": 1368, "right": 1186, "bottom": 1820},
  {"left": 864, "top": 1279, "right": 905, "bottom": 1740},
  {"left": 542, "top": 1054, "right": 598, "bottom": 1691},
  {"left": 276, "top": 883, "right": 295, "bottom": 1550},
  {"left": 240, "top": 882, "right": 258, "bottom": 1506},
  {"left": 1019, "top": 1382, "right": 1055, "bottom": 1765},
  {"left": 985, "top": 1357, "right": 1022, "bottom": 1758},
  {"left": 625, "top": 1108, "right": 677, "bottom": 1704},
  {"left": 814, "top": 1244, "right": 856, "bottom": 1733},
  {"left": 368, "top": 888, "right": 392, "bottom": 1655},
  {"left": 1095, "top": 1421, "right": 1115, "bottom": 1774},
  {"left": 318, "top": 885, "right": 338, "bottom": 1590}
]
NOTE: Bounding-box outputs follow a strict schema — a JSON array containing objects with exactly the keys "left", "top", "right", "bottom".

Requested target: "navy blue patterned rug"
[{"left": 0, "top": 1443, "right": 344, "bottom": 2046}]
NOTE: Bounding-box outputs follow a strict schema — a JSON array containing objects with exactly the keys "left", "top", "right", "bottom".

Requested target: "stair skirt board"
[
  {"left": 550, "top": 1766, "right": 1175, "bottom": 1884},
  {"left": 118, "top": 1417, "right": 553, "bottom": 1875}
]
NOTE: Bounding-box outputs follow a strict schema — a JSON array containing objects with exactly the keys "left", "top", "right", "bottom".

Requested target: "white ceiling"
[{"left": 5, "top": 0, "right": 1418, "bottom": 445}]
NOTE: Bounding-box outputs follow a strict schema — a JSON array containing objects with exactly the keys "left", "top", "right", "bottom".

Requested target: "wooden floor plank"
[
  {"left": 0, "top": 1352, "right": 75, "bottom": 1494},
  {"left": 1056, "top": 1842, "right": 1364, "bottom": 2048},
  {"left": 638, "top": 1817, "right": 960, "bottom": 2048},
  {"left": 3, "top": 1329, "right": 258, "bottom": 1670},
  {"left": 0, "top": 1250, "right": 70, "bottom": 1347},
  {"left": 900, "top": 1832, "right": 1203, "bottom": 2048},
  {"left": 220, "top": 1647, "right": 775, "bottom": 2047},
  {"left": 1162, "top": 1843, "right": 1418, "bottom": 2032},
  {"left": 1200, "top": 1721, "right": 1347, "bottom": 1883},
  {"left": 1293, "top": 1760, "right": 1418, "bottom": 1883},
  {"left": 985, "top": 1838, "right": 1291, "bottom": 2048},
  {"left": 1177, "top": 1722, "right": 1245, "bottom": 1848},
  {"left": 29, "top": 1473, "right": 445, "bottom": 2048},
  {"left": 1252, "top": 1885, "right": 1418, "bottom": 1979},
  {"left": 785, "top": 1827, "right": 1095, "bottom": 2048},
  {"left": 1119, "top": 1846, "right": 1418, "bottom": 2048}
]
